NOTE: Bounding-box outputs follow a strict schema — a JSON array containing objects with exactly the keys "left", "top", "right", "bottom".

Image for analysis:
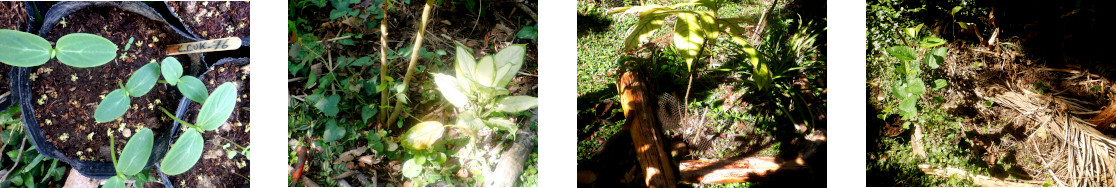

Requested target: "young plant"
[
  {"left": 103, "top": 128, "right": 154, "bottom": 188},
  {"left": 398, "top": 44, "right": 538, "bottom": 185},
  {"left": 885, "top": 25, "right": 949, "bottom": 126},
  {"left": 94, "top": 57, "right": 209, "bottom": 122},
  {"left": 0, "top": 29, "right": 118, "bottom": 67},
  {"left": 432, "top": 44, "right": 537, "bottom": 135},
  {"left": 158, "top": 82, "right": 238, "bottom": 175}
]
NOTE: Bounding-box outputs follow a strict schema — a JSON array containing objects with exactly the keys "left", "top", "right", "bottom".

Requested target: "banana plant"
[{"left": 607, "top": 0, "right": 749, "bottom": 71}]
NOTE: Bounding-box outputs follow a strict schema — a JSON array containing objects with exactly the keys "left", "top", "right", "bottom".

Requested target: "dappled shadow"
[{"left": 576, "top": 10, "right": 613, "bottom": 38}]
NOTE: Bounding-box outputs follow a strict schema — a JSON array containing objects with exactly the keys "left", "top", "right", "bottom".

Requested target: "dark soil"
[
  {"left": 36, "top": 7, "right": 184, "bottom": 162},
  {"left": 0, "top": 1, "right": 28, "bottom": 96},
  {"left": 0, "top": 2, "right": 27, "bottom": 31},
  {"left": 167, "top": 1, "right": 250, "bottom": 39},
  {"left": 173, "top": 62, "right": 250, "bottom": 187}
]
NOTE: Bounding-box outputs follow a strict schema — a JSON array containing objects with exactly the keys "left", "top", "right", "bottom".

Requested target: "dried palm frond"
[{"left": 990, "top": 88, "right": 1116, "bottom": 187}]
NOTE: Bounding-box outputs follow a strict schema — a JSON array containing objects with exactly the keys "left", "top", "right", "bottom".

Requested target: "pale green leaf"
[
  {"left": 94, "top": 89, "right": 130, "bottom": 123},
  {"left": 160, "top": 129, "right": 203, "bottom": 175},
  {"left": 402, "top": 121, "right": 445, "bottom": 151},
  {"left": 0, "top": 29, "right": 52, "bottom": 67},
  {"left": 196, "top": 82, "right": 238, "bottom": 131},
  {"left": 54, "top": 33, "right": 118, "bottom": 68},
  {"left": 475, "top": 56, "right": 496, "bottom": 87},
  {"left": 485, "top": 117, "right": 517, "bottom": 133},
  {"left": 178, "top": 76, "right": 209, "bottom": 103},
  {"left": 161, "top": 57, "right": 183, "bottom": 85},
  {"left": 908, "top": 79, "right": 926, "bottom": 96},
  {"left": 455, "top": 44, "right": 477, "bottom": 92},
  {"left": 104, "top": 176, "right": 125, "bottom": 188},
  {"left": 125, "top": 62, "right": 161, "bottom": 96},
  {"left": 433, "top": 74, "right": 468, "bottom": 108},
  {"left": 496, "top": 96, "right": 538, "bottom": 113},
  {"left": 492, "top": 44, "right": 526, "bottom": 88},
  {"left": 402, "top": 158, "right": 422, "bottom": 178},
  {"left": 116, "top": 128, "right": 153, "bottom": 176}
]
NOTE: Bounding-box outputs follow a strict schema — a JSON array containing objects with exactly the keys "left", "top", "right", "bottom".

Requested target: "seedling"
[
  {"left": 886, "top": 25, "right": 949, "bottom": 121},
  {"left": 103, "top": 128, "right": 154, "bottom": 188},
  {"left": 401, "top": 44, "right": 538, "bottom": 185},
  {"left": 94, "top": 57, "right": 208, "bottom": 122},
  {"left": 159, "top": 82, "right": 238, "bottom": 175},
  {"left": 0, "top": 29, "right": 118, "bottom": 67}
]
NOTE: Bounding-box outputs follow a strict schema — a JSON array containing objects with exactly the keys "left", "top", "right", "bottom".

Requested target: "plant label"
[{"left": 167, "top": 37, "right": 242, "bottom": 55}]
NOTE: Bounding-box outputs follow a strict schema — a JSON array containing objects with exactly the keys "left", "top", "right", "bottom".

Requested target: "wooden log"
[
  {"left": 619, "top": 71, "right": 677, "bottom": 188},
  {"left": 679, "top": 157, "right": 809, "bottom": 184},
  {"left": 485, "top": 125, "right": 537, "bottom": 186}
]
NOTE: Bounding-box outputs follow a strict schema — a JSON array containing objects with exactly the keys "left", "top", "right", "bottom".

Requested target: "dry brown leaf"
[{"left": 332, "top": 146, "right": 368, "bottom": 164}]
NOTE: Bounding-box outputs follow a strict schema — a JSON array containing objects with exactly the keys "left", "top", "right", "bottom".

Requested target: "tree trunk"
[{"left": 619, "top": 71, "right": 677, "bottom": 188}]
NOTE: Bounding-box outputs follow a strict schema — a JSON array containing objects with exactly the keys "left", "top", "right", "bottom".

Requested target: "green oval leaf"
[
  {"left": 178, "top": 76, "right": 209, "bottom": 103},
  {"left": 485, "top": 117, "right": 517, "bottom": 133},
  {"left": 323, "top": 119, "right": 345, "bottom": 143},
  {"left": 886, "top": 46, "right": 917, "bottom": 61},
  {"left": 908, "top": 79, "right": 926, "bottom": 96},
  {"left": 94, "top": 89, "right": 131, "bottom": 123},
  {"left": 103, "top": 176, "right": 125, "bottom": 188},
  {"left": 432, "top": 74, "right": 468, "bottom": 109},
  {"left": 496, "top": 96, "right": 538, "bottom": 113},
  {"left": 0, "top": 29, "right": 52, "bottom": 67},
  {"left": 54, "top": 33, "right": 118, "bottom": 68},
  {"left": 402, "top": 121, "right": 445, "bottom": 151},
  {"left": 455, "top": 44, "right": 477, "bottom": 87},
  {"left": 116, "top": 128, "right": 153, "bottom": 176},
  {"left": 160, "top": 128, "right": 203, "bottom": 175},
  {"left": 401, "top": 158, "right": 422, "bottom": 178},
  {"left": 126, "top": 62, "right": 161, "bottom": 96},
  {"left": 161, "top": 57, "right": 183, "bottom": 85},
  {"left": 492, "top": 44, "right": 526, "bottom": 88},
  {"left": 196, "top": 82, "right": 238, "bottom": 131},
  {"left": 474, "top": 56, "right": 496, "bottom": 87},
  {"left": 919, "top": 36, "right": 946, "bottom": 48}
]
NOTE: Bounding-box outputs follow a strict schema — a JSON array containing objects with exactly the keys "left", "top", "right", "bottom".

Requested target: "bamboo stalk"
[{"left": 386, "top": 0, "right": 434, "bottom": 127}]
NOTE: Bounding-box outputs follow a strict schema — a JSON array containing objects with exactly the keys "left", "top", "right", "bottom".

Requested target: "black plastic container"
[
  {"left": 16, "top": 1, "right": 205, "bottom": 179},
  {"left": 160, "top": 57, "right": 250, "bottom": 188}
]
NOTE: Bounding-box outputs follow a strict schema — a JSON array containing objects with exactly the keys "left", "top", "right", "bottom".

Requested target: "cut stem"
[
  {"left": 386, "top": 0, "right": 434, "bottom": 126},
  {"left": 378, "top": 14, "right": 390, "bottom": 125}
]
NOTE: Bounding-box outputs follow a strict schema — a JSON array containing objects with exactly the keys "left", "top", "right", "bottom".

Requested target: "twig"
[
  {"left": 0, "top": 138, "right": 27, "bottom": 182},
  {"left": 515, "top": 2, "right": 537, "bottom": 22},
  {"left": 316, "top": 35, "right": 353, "bottom": 43}
]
